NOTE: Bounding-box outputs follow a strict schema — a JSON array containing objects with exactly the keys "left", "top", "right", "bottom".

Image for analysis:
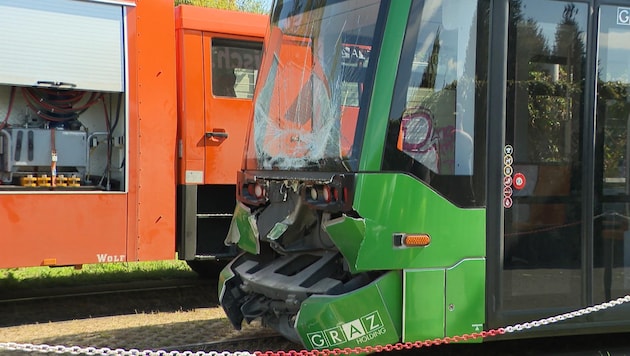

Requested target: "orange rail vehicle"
[{"left": 0, "top": 0, "right": 267, "bottom": 275}]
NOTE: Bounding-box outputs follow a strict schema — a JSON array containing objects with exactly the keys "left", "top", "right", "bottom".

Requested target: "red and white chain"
[
  {"left": 0, "top": 344, "right": 256, "bottom": 356},
  {"left": 3, "top": 295, "right": 630, "bottom": 356},
  {"left": 502, "top": 295, "right": 630, "bottom": 333}
]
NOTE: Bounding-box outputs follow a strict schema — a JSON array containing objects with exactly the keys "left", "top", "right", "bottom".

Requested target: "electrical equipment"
[{"left": 0, "top": 128, "right": 88, "bottom": 186}]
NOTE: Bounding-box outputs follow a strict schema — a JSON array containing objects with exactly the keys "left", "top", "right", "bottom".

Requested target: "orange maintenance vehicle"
[{"left": 0, "top": 0, "right": 266, "bottom": 275}]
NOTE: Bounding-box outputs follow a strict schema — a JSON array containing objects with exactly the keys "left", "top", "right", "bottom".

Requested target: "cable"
[
  {"left": 21, "top": 88, "right": 102, "bottom": 124},
  {"left": 0, "top": 87, "right": 16, "bottom": 130},
  {"left": 97, "top": 96, "right": 113, "bottom": 190}
]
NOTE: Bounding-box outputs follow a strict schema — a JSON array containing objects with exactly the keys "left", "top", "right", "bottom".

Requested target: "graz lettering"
[{"left": 306, "top": 311, "right": 386, "bottom": 349}]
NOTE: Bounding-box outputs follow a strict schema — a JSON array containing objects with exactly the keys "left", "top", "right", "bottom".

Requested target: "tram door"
[
  {"left": 593, "top": 4, "right": 630, "bottom": 307},
  {"left": 495, "top": 0, "right": 630, "bottom": 325}
]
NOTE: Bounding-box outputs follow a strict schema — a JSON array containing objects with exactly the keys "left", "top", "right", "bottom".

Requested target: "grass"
[{"left": 0, "top": 259, "right": 196, "bottom": 290}]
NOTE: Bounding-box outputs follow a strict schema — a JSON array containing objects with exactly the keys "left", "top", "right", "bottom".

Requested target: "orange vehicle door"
[{"left": 203, "top": 37, "right": 263, "bottom": 184}]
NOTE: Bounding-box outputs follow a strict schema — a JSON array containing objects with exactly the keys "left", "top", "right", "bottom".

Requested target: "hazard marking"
[
  {"left": 503, "top": 186, "right": 513, "bottom": 196},
  {"left": 503, "top": 175, "right": 512, "bottom": 186},
  {"left": 503, "top": 196, "right": 513, "bottom": 209}
]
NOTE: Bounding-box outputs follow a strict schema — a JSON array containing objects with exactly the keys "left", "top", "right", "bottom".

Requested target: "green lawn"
[{"left": 0, "top": 260, "right": 195, "bottom": 289}]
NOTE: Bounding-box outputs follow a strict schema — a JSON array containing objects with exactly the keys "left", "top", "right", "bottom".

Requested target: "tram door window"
[
  {"left": 502, "top": 0, "right": 587, "bottom": 310},
  {"left": 594, "top": 5, "right": 630, "bottom": 304}
]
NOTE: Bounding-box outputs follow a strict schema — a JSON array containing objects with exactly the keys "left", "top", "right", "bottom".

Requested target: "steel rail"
[{"left": 0, "top": 278, "right": 210, "bottom": 303}]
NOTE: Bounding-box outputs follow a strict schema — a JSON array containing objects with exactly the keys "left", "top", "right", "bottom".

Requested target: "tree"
[{"left": 174, "top": 0, "right": 269, "bottom": 14}]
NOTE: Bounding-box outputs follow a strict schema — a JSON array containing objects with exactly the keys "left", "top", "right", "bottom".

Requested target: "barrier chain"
[{"left": 2, "top": 295, "right": 630, "bottom": 355}]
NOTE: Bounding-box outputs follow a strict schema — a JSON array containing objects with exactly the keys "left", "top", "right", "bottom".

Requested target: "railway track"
[
  {"left": 0, "top": 275, "right": 304, "bottom": 354},
  {"left": 0, "top": 277, "right": 218, "bottom": 327},
  {"left": 0, "top": 278, "right": 208, "bottom": 304}
]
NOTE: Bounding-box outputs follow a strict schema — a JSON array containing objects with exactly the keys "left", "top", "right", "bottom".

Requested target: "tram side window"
[
  {"left": 383, "top": 0, "right": 489, "bottom": 207},
  {"left": 212, "top": 39, "right": 262, "bottom": 99},
  {"left": 506, "top": 2, "right": 587, "bottom": 239}
]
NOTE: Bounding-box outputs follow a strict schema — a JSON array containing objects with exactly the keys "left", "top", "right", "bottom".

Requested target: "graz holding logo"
[{"left": 306, "top": 311, "right": 387, "bottom": 349}]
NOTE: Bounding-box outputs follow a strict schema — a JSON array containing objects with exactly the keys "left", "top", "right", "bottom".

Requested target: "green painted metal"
[
  {"left": 346, "top": 173, "right": 485, "bottom": 270},
  {"left": 295, "top": 271, "right": 402, "bottom": 350},
  {"left": 323, "top": 215, "right": 365, "bottom": 274},
  {"left": 402, "top": 259, "right": 486, "bottom": 343},
  {"left": 218, "top": 260, "right": 236, "bottom": 304},
  {"left": 323, "top": 173, "right": 486, "bottom": 343},
  {"left": 445, "top": 259, "right": 485, "bottom": 339},
  {"left": 358, "top": 0, "right": 411, "bottom": 171},
  {"left": 403, "top": 269, "right": 445, "bottom": 341},
  {"left": 227, "top": 202, "right": 259, "bottom": 255}
]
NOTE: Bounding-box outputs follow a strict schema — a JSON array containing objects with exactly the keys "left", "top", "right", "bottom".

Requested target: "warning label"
[{"left": 306, "top": 311, "right": 386, "bottom": 349}]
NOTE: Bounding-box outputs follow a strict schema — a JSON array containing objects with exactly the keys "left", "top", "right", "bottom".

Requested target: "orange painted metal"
[
  {"left": 0, "top": 3, "right": 266, "bottom": 269},
  {"left": 1, "top": 194, "right": 129, "bottom": 268},
  {"left": 130, "top": 0, "right": 178, "bottom": 262},
  {"left": 0, "top": 0, "right": 178, "bottom": 268},
  {"left": 176, "top": 7, "right": 206, "bottom": 185},
  {"left": 175, "top": 6, "right": 267, "bottom": 39},
  {"left": 175, "top": 6, "right": 267, "bottom": 185}
]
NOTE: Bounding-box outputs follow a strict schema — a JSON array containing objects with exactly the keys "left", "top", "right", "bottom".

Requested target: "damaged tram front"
[
  {"left": 221, "top": 0, "right": 490, "bottom": 350},
  {"left": 219, "top": 0, "right": 395, "bottom": 346}
]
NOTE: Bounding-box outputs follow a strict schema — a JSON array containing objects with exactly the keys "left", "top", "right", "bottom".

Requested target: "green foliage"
[
  {"left": 526, "top": 68, "right": 579, "bottom": 163},
  {"left": 237, "top": 0, "right": 268, "bottom": 14},
  {"left": 600, "top": 81, "right": 630, "bottom": 178},
  {"left": 510, "top": 2, "right": 584, "bottom": 164},
  {"left": 175, "top": 0, "right": 238, "bottom": 11},
  {"left": 174, "top": 0, "right": 269, "bottom": 14}
]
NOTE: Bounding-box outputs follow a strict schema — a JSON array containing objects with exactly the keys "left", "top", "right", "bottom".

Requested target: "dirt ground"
[
  {"left": 0, "top": 282, "right": 300, "bottom": 355},
  {"left": 0, "top": 307, "right": 278, "bottom": 352},
  {"left": 0, "top": 307, "right": 300, "bottom": 355}
]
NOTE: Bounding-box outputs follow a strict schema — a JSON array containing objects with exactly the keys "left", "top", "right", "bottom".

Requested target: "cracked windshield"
[{"left": 244, "top": 0, "right": 381, "bottom": 171}]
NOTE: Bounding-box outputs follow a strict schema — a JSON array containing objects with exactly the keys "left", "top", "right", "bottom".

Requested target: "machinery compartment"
[
  {"left": 0, "top": 86, "right": 126, "bottom": 191},
  {"left": 0, "top": 0, "right": 128, "bottom": 192}
]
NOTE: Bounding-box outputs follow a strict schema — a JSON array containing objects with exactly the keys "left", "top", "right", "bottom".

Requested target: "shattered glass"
[{"left": 244, "top": 0, "right": 381, "bottom": 172}]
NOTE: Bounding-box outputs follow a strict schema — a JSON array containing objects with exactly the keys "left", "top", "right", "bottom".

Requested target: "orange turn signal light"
[{"left": 403, "top": 234, "right": 431, "bottom": 247}]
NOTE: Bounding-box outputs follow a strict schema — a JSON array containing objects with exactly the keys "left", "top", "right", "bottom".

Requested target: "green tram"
[{"left": 219, "top": 0, "right": 630, "bottom": 350}]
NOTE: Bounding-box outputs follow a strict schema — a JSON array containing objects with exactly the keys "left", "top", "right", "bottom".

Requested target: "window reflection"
[
  {"left": 212, "top": 39, "right": 262, "bottom": 99},
  {"left": 384, "top": 0, "right": 488, "bottom": 208},
  {"left": 502, "top": 0, "right": 586, "bottom": 311},
  {"left": 595, "top": 5, "right": 630, "bottom": 304},
  {"left": 398, "top": 1, "right": 478, "bottom": 176}
]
